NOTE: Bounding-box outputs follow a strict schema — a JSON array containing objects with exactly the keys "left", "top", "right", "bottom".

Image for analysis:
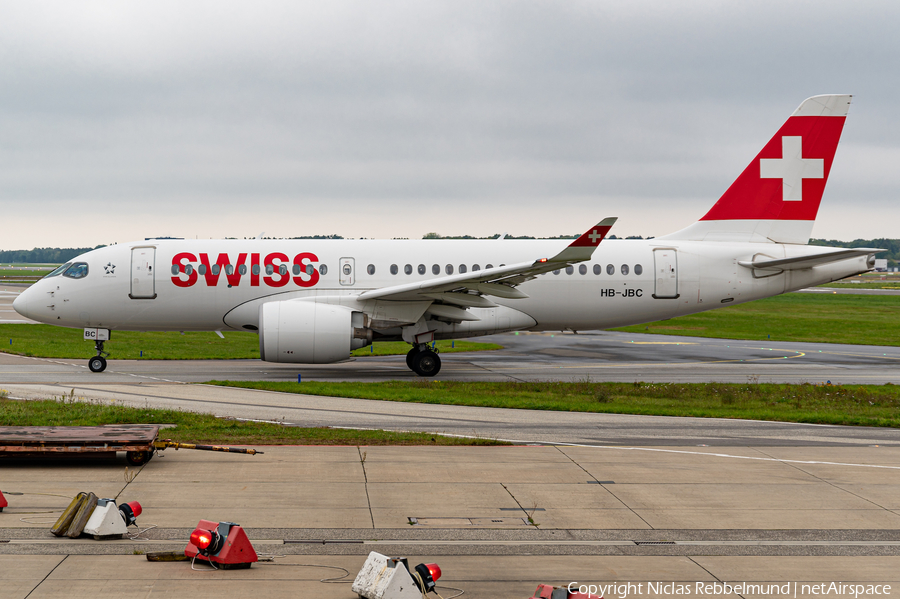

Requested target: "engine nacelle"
[{"left": 259, "top": 301, "right": 371, "bottom": 364}]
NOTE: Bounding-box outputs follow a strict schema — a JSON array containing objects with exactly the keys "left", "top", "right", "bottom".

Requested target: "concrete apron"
[{"left": 2, "top": 445, "right": 900, "bottom": 599}]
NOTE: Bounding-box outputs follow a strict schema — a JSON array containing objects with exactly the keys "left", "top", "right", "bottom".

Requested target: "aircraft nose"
[{"left": 12, "top": 289, "right": 29, "bottom": 318}]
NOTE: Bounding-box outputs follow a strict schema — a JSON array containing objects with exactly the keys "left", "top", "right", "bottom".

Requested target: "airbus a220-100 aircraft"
[{"left": 14, "top": 95, "right": 881, "bottom": 376}]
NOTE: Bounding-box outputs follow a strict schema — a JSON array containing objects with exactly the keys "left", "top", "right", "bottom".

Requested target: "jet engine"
[{"left": 259, "top": 301, "right": 371, "bottom": 364}]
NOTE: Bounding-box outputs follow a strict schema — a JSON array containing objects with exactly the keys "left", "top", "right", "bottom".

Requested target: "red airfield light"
[
  {"left": 185, "top": 520, "right": 258, "bottom": 568},
  {"left": 189, "top": 528, "right": 217, "bottom": 554},
  {"left": 119, "top": 501, "right": 142, "bottom": 526},
  {"left": 413, "top": 562, "right": 442, "bottom": 594},
  {"left": 425, "top": 563, "right": 441, "bottom": 582}
]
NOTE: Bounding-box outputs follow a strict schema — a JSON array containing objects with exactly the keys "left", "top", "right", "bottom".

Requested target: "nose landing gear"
[
  {"left": 88, "top": 340, "right": 109, "bottom": 373},
  {"left": 406, "top": 344, "right": 441, "bottom": 377}
]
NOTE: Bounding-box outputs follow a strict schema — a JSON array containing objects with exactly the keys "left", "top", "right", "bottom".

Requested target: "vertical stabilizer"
[{"left": 662, "top": 94, "right": 851, "bottom": 244}]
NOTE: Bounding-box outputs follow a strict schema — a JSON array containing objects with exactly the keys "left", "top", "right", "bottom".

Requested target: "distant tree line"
[
  {"left": 423, "top": 232, "right": 580, "bottom": 240},
  {"left": 810, "top": 238, "right": 900, "bottom": 265},
  {"left": 422, "top": 233, "right": 651, "bottom": 240},
  {"left": 0, "top": 246, "right": 105, "bottom": 264}
]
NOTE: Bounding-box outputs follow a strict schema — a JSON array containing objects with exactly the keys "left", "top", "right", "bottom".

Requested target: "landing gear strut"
[
  {"left": 406, "top": 344, "right": 441, "bottom": 377},
  {"left": 88, "top": 340, "right": 108, "bottom": 373}
]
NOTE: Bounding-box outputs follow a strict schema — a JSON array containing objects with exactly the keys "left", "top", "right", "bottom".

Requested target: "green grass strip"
[
  {"left": 0, "top": 324, "right": 500, "bottom": 360},
  {"left": 0, "top": 395, "right": 505, "bottom": 445},
  {"left": 612, "top": 293, "right": 900, "bottom": 346},
  {"left": 207, "top": 380, "right": 900, "bottom": 428}
]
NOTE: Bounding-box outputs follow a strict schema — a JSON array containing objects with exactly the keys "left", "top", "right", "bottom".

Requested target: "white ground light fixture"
[{"left": 352, "top": 551, "right": 442, "bottom": 599}]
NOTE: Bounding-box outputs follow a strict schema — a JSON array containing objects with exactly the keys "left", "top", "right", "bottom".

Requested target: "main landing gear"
[
  {"left": 88, "top": 340, "right": 108, "bottom": 373},
  {"left": 406, "top": 344, "right": 441, "bottom": 377}
]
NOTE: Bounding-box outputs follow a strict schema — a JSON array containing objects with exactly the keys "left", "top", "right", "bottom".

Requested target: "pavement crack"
[
  {"left": 755, "top": 448, "right": 894, "bottom": 511},
  {"left": 499, "top": 483, "right": 539, "bottom": 527},
  {"left": 24, "top": 555, "right": 67, "bottom": 599},
  {"left": 686, "top": 556, "right": 748, "bottom": 599},
  {"left": 115, "top": 459, "right": 148, "bottom": 502},
  {"left": 358, "top": 447, "right": 375, "bottom": 529},
  {"left": 553, "top": 445, "right": 655, "bottom": 530}
]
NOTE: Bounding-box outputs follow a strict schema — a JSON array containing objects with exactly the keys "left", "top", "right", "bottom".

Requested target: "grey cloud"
[{"left": 0, "top": 0, "right": 898, "bottom": 248}]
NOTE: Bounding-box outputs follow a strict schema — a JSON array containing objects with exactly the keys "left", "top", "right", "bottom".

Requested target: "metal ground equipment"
[{"left": 0, "top": 425, "right": 262, "bottom": 465}]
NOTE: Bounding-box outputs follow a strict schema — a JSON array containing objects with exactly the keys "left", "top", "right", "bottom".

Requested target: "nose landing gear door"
[
  {"left": 130, "top": 247, "right": 157, "bottom": 299},
  {"left": 339, "top": 258, "right": 355, "bottom": 286}
]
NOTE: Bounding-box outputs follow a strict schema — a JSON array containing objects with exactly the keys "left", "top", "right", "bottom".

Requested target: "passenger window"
[
  {"left": 292, "top": 264, "right": 301, "bottom": 276},
  {"left": 432, "top": 264, "right": 440, "bottom": 275},
  {"left": 225, "top": 265, "right": 234, "bottom": 276},
  {"left": 186, "top": 265, "right": 194, "bottom": 275},
  {"left": 199, "top": 265, "right": 208, "bottom": 275},
  {"left": 553, "top": 269, "right": 560, "bottom": 275},
  {"left": 265, "top": 264, "right": 274, "bottom": 275},
  {"left": 213, "top": 264, "right": 221, "bottom": 276},
  {"left": 621, "top": 264, "right": 629, "bottom": 275},
  {"left": 279, "top": 264, "right": 288, "bottom": 276},
  {"left": 367, "top": 264, "right": 375, "bottom": 275},
  {"left": 44, "top": 263, "right": 72, "bottom": 278},
  {"left": 634, "top": 264, "right": 643, "bottom": 275},
  {"left": 342, "top": 264, "right": 351, "bottom": 275},
  {"left": 593, "top": 264, "right": 601, "bottom": 275},
  {"left": 606, "top": 264, "right": 614, "bottom": 275},
  {"left": 238, "top": 264, "right": 246, "bottom": 275},
  {"left": 418, "top": 264, "right": 426, "bottom": 275},
  {"left": 459, "top": 264, "right": 467, "bottom": 274},
  {"left": 579, "top": 264, "right": 587, "bottom": 275},
  {"left": 405, "top": 264, "right": 413, "bottom": 275},
  {"left": 306, "top": 264, "right": 314, "bottom": 275},
  {"left": 472, "top": 264, "right": 480, "bottom": 271},
  {"left": 445, "top": 264, "right": 453, "bottom": 275},
  {"left": 63, "top": 262, "right": 89, "bottom": 279},
  {"left": 565, "top": 266, "right": 574, "bottom": 275},
  {"left": 319, "top": 264, "right": 328, "bottom": 275},
  {"left": 170, "top": 264, "right": 179, "bottom": 276},
  {"left": 486, "top": 264, "right": 493, "bottom": 269},
  {"left": 390, "top": 264, "right": 398, "bottom": 275}
]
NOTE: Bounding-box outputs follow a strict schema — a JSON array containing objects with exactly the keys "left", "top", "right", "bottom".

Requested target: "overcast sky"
[{"left": 1, "top": 0, "right": 898, "bottom": 250}]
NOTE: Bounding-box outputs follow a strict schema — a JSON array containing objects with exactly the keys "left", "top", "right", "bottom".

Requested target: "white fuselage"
[{"left": 15, "top": 238, "right": 869, "bottom": 339}]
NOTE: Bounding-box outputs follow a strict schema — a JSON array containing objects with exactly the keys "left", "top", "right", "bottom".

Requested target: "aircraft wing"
[
  {"left": 357, "top": 218, "right": 617, "bottom": 303},
  {"left": 738, "top": 248, "right": 883, "bottom": 271}
]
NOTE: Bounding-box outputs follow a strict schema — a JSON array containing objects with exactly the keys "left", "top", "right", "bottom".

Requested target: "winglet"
[{"left": 547, "top": 217, "right": 617, "bottom": 263}]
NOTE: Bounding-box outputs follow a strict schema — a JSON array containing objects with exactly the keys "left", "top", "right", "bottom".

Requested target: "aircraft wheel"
[
  {"left": 412, "top": 350, "right": 441, "bottom": 377},
  {"left": 405, "top": 347, "right": 419, "bottom": 370},
  {"left": 88, "top": 356, "right": 107, "bottom": 373}
]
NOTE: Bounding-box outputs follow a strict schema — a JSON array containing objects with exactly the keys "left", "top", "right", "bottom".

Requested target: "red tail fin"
[{"left": 664, "top": 95, "right": 850, "bottom": 244}]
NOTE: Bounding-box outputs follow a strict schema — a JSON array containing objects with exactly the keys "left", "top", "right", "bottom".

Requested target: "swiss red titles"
[{"left": 170, "top": 252, "right": 320, "bottom": 288}]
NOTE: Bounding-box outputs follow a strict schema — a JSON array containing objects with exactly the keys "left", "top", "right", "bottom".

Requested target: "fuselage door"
[
  {"left": 130, "top": 247, "right": 157, "bottom": 299},
  {"left": 339, "top": 257, "right": 355, "bottom": 286},
  {"left": 652, "top": 249, "right": 678, "bottom": 299}
]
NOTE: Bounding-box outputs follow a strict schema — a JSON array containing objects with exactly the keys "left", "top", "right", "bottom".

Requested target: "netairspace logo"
[{"left": 567, "top": 581, "right": 892, "bottom": 598}]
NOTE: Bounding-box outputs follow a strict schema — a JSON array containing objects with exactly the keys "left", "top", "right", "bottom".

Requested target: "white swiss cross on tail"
[{"left": 760, "top": 136, "right": 824, "bottom": 202}]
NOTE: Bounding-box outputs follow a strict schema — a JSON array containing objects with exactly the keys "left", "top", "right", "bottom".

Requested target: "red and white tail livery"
[
  {"left": 14, "top": 95, "right": 882, "bottom": 377},
  {"left": 665, "top": 94, "right": 851, "bottom": 244}
]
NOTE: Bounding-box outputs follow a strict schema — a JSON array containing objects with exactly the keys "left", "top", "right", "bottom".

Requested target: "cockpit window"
[
  {"left": 44, "top": 262, "right": 72, "bottom": 279},
  {"left": 63, "top": 262, "right": 89, "bottom": 279}
]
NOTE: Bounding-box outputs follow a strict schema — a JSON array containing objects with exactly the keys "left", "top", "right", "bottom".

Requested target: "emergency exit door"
[
  {"left": 339, "top": 257, "right": 355, "bottom": 286},
  {"left": 652, "top": 249, "right": 678, "bottom": 299},
  {"left": 130, "top": 247, "right": 157, "bottom": 299}
]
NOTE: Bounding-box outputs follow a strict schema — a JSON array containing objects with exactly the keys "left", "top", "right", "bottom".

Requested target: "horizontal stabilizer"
[{"left": 738, "top": 248, "right": 882, "bottom": 271}]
